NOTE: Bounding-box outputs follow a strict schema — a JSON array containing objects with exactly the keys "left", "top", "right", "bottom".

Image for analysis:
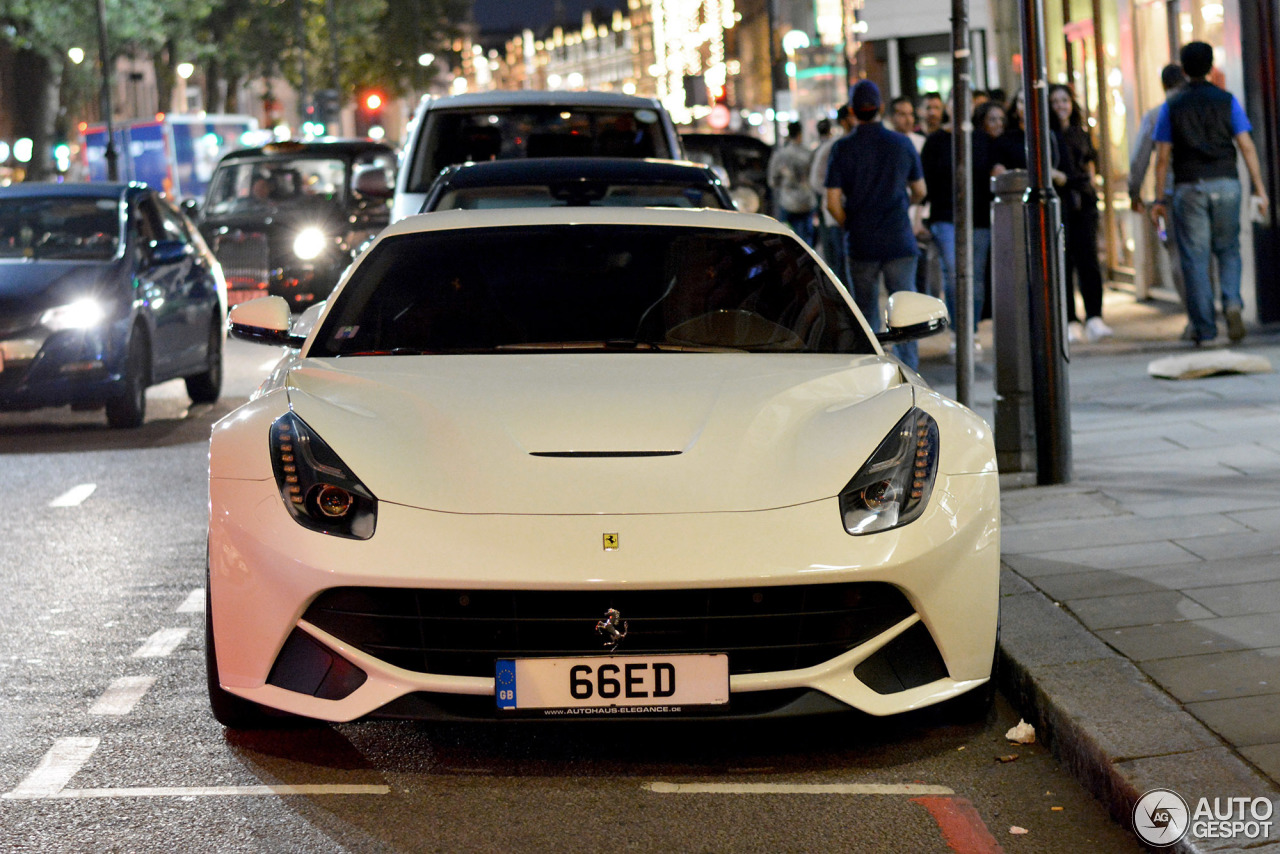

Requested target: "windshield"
[
  {"left": 409, "top": 107, "right": 670, "bottom": 192},
  {"left": 0, "top": 197, "right": 121, "bottom": 260},
  {"left": 431, "top": 182, "right": 728, "bottom": 211},
  {"left": 313, "top": 225, "right": 874, "bottom": 356},
  {"left": 204, "top": 157, "right": 348, "bottom": 215}
]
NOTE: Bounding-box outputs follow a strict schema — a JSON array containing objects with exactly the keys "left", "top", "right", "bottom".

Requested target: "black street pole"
[
  {"left": 1017, "top": 0, "right": 1072, "bottom": 484},
  {"left": 95, "top": 0, "right": 118, "bottom": 181},
  {"left": 296, "top": 0, "right": 310, "bottom": 126},
  {"left": 766, "top": 0, "right": 781, "bottom": 145},
  {"left": 951, "top": 0, "right": 973, "bottom": 406}
]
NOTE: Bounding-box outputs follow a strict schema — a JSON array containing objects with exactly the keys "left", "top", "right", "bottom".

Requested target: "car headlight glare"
[
  {"left": 41, "top": 298, "right": 106, "bottom": 331},
  {"left": 270, "top": 412, "right": 376, "bottom": 539},
  {"left": 839, "top": 408, "right": 940, "bottom": 535},
  {"left": 292, "top": 227, "right": 327, "bottom": 260}
]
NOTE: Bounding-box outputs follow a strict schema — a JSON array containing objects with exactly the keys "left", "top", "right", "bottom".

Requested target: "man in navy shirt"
[
  {"left": 825, "top": 80, "right": 927, "bottom": 369},
  {"left": 1149, "top": 42, "right": 1268, "bottom": 345}
]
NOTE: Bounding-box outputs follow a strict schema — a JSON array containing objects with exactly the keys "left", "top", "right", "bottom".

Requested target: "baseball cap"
[{"left": 850, "top": 80, "right": 882, "bottom": 117}]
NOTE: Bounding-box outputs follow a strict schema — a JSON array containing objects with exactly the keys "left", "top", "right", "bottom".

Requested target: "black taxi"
[{"left": 195, "top": 140, "right": 395, "bottom": 308}]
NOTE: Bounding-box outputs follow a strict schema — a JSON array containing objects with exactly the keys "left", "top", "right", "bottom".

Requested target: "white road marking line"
[
  {"left": 89, "top": 676, "right": 157, "bottom": 716},
  {"left": 48, "top": 484, "right": 97, "bottom": 507},
  {"left": 132, "top": 628, "right": 190, "bottom": 658},
  {"left": 176, "top": 588, "right": 205, "bottom": 613},
  {"left": 3, "top": 737, "right": 99, "bottom": 799},
  {"left": 49, "top": 784, "right": 390, "bottom": 799},
  {"left": 643, "top": 782, "right": 956, "bottom": 796}
]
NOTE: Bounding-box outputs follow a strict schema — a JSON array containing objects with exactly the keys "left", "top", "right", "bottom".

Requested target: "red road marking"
[{"left": 912, "top": 796, "right": 1004, "bottom": 854}]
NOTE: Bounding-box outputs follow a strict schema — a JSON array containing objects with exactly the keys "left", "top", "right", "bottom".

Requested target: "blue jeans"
[
  {"left": 819, "top": 220, "right": 847, "bottom": 284},
  {"left": 846, "top": 254, "right": 920, "bottom": 371},
  {"left": 782, "top": 210, "right": 816, "bottom": 247},
  {"left": 929, "top": 222, "right": 991, "bottom": 332},
  {"left": 1172, "top": 177, "right": 1243, "bottom": 341}
]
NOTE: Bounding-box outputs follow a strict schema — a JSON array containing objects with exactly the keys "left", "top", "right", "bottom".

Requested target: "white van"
[{"left": 392, "top": 90, "right": 684, "bottom": 222}]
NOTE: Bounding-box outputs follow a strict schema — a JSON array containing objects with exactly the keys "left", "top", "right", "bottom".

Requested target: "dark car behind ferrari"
[
  {"left": 0, "top": 182, "right": 226, "bottom": 427},
  {"left": 195, "top": 140, "right": 395, "bottom": 309},
  {"left": 419, "top": 157, "right": 736, "bottom": 213}
]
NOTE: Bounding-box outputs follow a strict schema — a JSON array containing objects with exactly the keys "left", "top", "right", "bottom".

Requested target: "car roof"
[
  {"left": 0, "top": 182, "right": 134, "bottom": 199},
  {"left": 418, "top": 90, "right": 664, "bottom": 111},
  {"left": 217, "top": 140, "right": 395, "bottom": 161},
  {"left": 386, "top": 205, "right": 789, "bottom": 238},
  {"left": 434, "top": 157, "right": 721, "bottom": 187}
]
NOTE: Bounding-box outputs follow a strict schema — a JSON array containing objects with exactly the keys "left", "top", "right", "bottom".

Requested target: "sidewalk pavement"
[{"left": 920, "top": 287, "right": 1280, "bottom": 853}]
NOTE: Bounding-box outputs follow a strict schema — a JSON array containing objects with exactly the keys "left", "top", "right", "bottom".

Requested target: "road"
[{"left": 0, "top": 339, "right": 1143, "bottom": 853}]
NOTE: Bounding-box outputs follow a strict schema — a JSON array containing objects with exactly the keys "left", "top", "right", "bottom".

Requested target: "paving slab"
[
  {"left": 1184, "top": 580, "right": 1280, "bottom": 617},
  {"left": 1065, "top": 591, "right": 1217, "bottom": 630},
  {"left": 1143, "top": 648, "right": 1280, "bottom": 703},
  {"left": 1031, "top": 541, "right": 1204, "bottom": 571},
  {"left": 1240, "top": 745, "right": 1280, "bottom": 789},
  {"left": 1000, "top": 514, "right": 1250, "bottom": 554},
  {"left": 1186, "top": 695, "right": 1280, "bottom": 747},
  {"left": 1104, "top": 620, "right": 1256, "bottom": 662}
]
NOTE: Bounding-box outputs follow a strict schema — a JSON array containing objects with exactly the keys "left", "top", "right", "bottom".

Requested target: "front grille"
[
  {"left": 302, "top": 583, "right": 915, "bottom": 677},
  {"left": 212, "top": 230, "right": 270, "bottom": 291}
]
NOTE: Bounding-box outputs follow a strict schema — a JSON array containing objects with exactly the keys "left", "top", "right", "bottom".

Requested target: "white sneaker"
[
  {"left": 1085, "top": 317, "right": 1113, "bottom": 342},
  {"left": 1067, "top": 321, "right": 1085, "bottom": 343}
]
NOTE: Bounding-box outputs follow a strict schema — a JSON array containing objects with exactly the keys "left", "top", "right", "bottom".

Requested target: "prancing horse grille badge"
[
  {"left": 603, "top": 533, "right": 619, "bottom": 551},
  {"left": 596, "top": 608, "right": 627, "bottom": 649}
]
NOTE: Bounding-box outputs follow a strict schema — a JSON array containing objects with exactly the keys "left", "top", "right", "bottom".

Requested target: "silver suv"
[{"left": 392, "top": 90, "right": 684, "bottom": 222}]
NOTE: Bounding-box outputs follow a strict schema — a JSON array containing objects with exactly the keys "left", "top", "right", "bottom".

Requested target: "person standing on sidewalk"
[
  {"left": 768, "top": 121, "right": 817, "bottom": 247},
  {"left": 825, "top": 80, "right": 927, "bottom": 371},
  {"left": 920, "top": 102, "right": 997, "bottom": 348},
  {"left": 810, "top": 106, "right": 854, "bottom": 279},
  {"left": 1050, "top": 83, "right": 1112, "bottom": 343},
  {"left": 1149, "top": 41, "right": 1269, "bottom": 346},
  {"left": 1130, "top": 64, "right": 1189, "bottom": 329}
]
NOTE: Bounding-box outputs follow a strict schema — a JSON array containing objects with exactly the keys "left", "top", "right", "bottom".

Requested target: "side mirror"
[
  {"left": 149, "top": 239, "right": 190, "bottom": 267},
  {"left": 877, "top": 292, "right": 950, "bottom": 343},
  {"left": 228, "top": 296, "right": 306, "bottom": 347},
  {"left": 352, "top": 166, "right": 393, "bottom": 199}
]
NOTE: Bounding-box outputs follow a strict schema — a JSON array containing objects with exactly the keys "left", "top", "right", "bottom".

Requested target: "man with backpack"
[{"left": 768, "top": 121, "right": 817, "bottom": 246}]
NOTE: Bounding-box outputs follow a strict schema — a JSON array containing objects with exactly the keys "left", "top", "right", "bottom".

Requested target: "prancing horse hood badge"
[{"left": 595, "top": 608, "right": 628, "bottom": 650}]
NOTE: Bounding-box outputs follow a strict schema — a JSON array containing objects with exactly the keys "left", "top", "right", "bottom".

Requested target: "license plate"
[{"left": 496, "top": 654, "right": 729, "bottom": 714}]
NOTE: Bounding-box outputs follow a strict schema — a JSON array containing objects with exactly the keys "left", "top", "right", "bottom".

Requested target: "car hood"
[
  {"left": 0, "top": 259, "right": 119, "bottom": 309},
  {"left": 283, "top": 354, "right": 914, "bottom": 514}
]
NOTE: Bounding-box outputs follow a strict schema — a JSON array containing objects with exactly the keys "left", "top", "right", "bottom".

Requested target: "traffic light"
[{"left": 356, "top": 90, "right": 386, "bottom": 139}]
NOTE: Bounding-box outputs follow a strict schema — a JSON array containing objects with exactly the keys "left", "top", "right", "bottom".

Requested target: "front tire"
[
  {"left": 105, "top": 328, "right": 149, "bottom": 429},
  {"left": 185, "top": 314, "right": 223, "bottom": 404}
]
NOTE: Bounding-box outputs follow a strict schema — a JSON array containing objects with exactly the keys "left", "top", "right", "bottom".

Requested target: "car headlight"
[
  {"left": 292, "top": 227, "right": 328, "bottom": 261},
  {"left": 41, "top": 298, "right": 106, "bottom": 331},
  {"left": 270, "top": 411, "right": 377, "bottom": 539},
  {"left": 839, "top": 408, "right": 940, "bottom": 535}
]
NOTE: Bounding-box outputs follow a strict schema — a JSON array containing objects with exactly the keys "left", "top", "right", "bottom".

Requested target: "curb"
[{"left": 996, "top": 566, "right": 1280, "bottom": 853}]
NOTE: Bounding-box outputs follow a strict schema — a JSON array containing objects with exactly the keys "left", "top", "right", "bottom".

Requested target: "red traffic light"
[{"left": 364, "top": 92, "right": 383, "bottom": 111}]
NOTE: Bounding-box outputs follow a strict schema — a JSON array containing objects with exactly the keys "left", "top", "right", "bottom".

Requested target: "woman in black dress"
[{"left": 1049, "top": 83, "right": 1111, "bottom": 342}]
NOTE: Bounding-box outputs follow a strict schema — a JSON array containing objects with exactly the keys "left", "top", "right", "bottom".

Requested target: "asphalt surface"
[{"left": 0, "top": 336, "right": 1149, "bottom": 852}]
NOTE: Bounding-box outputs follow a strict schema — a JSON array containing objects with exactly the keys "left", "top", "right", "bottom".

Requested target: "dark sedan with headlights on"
[
  {"left": 195, "top": 140, "right": 395, "bottom": 310},
  {"left": 419, "top": 157, "right": 736, "bottom": 213},
  {"left": 0, "top": 182, "right": 227, "bottom": 428}
]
